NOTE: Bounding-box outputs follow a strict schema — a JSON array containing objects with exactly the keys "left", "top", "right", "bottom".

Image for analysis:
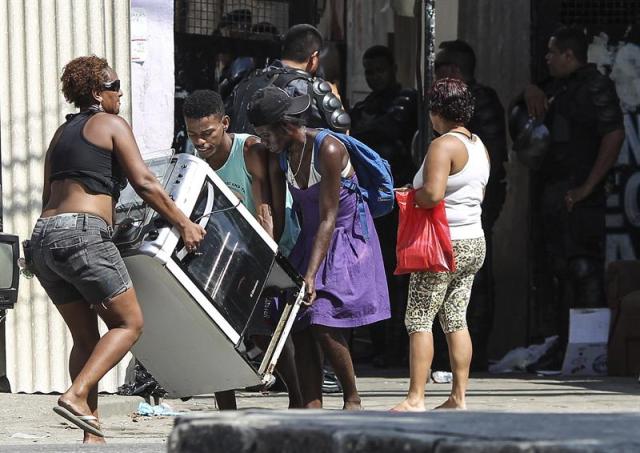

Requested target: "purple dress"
[{"left": 287, "top": 175, "right": 391, "bottom": 329}]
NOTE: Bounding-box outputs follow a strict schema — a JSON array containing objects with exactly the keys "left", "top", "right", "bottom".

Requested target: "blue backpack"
[{"left": 281, "top": 129, "right": 394, "bottom": 239}]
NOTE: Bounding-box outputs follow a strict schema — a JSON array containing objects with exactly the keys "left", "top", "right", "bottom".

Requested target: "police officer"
[
  {"left": 351, "top": 45, "right": 417, "bottom": 186},
  {"left": 434, "top": 40, "right": 508, "bottom": 371},
  {"left": 226, "top": 23, "right": 350, "bottom": 135},
  {"left": 350, "top": 45, "right": 418, "bottom": 367},
  {"left": 519, "top": 26, "right": 624, "bottom": 370}
]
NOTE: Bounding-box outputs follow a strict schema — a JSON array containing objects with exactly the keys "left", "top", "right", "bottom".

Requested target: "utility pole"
[{"left": 416, "top": 0, "right": 436, "bottom": 162}]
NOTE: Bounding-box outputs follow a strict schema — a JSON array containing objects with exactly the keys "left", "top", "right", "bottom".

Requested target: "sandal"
[{"left": 53, "top": 403, "right": 104, "bottom": 437}]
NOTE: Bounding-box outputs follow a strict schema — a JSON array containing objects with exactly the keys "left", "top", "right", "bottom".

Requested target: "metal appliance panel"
[
  {"left": 116, "top": 153, "right": 304, "bottom": 396},
  {"left": 126, "top": 255, "right": 260, "bottom": 397},
  {"left": 171, "top": 176, "right": 276, "bottom": 339}
]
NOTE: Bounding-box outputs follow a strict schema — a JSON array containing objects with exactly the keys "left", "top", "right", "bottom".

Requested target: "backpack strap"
[
  {"left": 312, "top": 129, "right": 331, "bottom": 173},
  {"left": 270, "top": 69, "right": 311, "bottom": 90},
  {"left": 313, "top": 129, "right": 369, "bottom": 241},
  {"left": 342, "top": 178, "right": 369, "bottom": 241}
]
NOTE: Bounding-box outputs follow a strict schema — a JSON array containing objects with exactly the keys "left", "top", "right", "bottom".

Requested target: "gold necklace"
[{"left": 289, "top": 128, "right": 307, "bottom": 182}]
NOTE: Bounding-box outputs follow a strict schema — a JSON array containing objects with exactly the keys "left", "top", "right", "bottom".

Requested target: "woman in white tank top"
[{"left": 393, "top": 78, "right": 489, "bottom": 412}]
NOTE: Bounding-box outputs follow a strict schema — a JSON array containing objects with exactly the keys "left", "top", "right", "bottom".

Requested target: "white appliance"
[{"left": 114, "top": 152, "right": 304, "bottom": 398}]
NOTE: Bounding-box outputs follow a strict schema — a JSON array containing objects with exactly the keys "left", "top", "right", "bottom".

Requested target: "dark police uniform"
[
  {"left": 350, "top": 83, "right": 417, "bottom": 187},
  {"left": 349, "top": 83, "right": 418, "bottom": 366},
  {"left": 226, "top": 59, "right": 350, "bottom": 134},
  {"left": 535, "top": 63, "right": 623, "bottom": 336}
]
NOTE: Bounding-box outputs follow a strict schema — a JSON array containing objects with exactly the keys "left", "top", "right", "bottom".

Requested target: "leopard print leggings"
[{"left": 405, "top": 237, "right": 486, "bottom": 335}]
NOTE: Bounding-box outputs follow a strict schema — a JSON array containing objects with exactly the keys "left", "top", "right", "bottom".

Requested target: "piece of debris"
[
  {"left": 431, "top": 371, "right": 453, "bottom": 383},
  {"left": 10, "top": 432, "right": 49, "bottom": 440},
  {"left": 137, "top": 401, "right": 182, "bottom": 417}
]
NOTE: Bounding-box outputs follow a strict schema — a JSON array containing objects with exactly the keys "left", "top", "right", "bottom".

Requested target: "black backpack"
[{"left": 226, "top": 67, "right": 310, "bottom": 135}]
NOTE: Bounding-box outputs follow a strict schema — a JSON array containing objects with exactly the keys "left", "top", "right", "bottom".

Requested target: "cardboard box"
[{"left": 561, "top": 308, "right": 611, "bottom": 376}]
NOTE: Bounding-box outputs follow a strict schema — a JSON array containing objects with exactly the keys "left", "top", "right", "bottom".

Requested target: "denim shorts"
[{"left": 30, "top": 213, "right": 132, "bottom": 306}]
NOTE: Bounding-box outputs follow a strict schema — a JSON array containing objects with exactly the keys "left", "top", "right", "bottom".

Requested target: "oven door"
[
  {"left": 127, "top": 168, "right": 305, "bottom": 396},
  {"left": 171, "top": 177, "right": 276, "bottom": 343}
]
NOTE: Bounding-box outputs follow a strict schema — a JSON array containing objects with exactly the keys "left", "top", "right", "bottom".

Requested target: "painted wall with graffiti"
[{"left": 589, "top": 33, "right": 640, "bottom": 263}]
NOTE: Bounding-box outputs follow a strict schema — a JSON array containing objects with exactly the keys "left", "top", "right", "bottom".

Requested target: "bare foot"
[
  {"left": 343, "top": 400, "right": 362, "bottom": 411},
  {"left": 434, "top": 396, "right": 466, "bottom": 410},
  {"left": 390, "top": 398, "right": 426, "bottom": 412},
  {"left": 58, "top": 394, "right": 92, "bottom": 418},
  {"left": 84, "top": 432, "right": 106, "bottom": 444},
  {"left": 57, "top": 395, "right": 103, "bottom": 438}
]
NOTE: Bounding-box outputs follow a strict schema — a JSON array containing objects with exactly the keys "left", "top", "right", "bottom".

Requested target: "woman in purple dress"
[{"left": 248, "top": 86, "right": 390, "bottom": 409}]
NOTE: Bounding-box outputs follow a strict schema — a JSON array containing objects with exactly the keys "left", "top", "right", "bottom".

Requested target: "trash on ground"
[
  {"left": 488, "top": 335, "right": 558, "bottom": 373},
  {"left": 10, "top": 432, "right": 50, "bottom": 439},
  {"left": 431, "top": 371, "right": 453, "bottom": 383},
  {"left": 137, "top": 401, "right": 182, "bottom": 417},
  {"left": 118, "top": 360, "right": 167, "bottom": 400}
]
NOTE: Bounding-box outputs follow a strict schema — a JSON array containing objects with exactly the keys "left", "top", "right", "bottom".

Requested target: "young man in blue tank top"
[{"left": 183, "top": 90, "right": 303, "bottom": 410}]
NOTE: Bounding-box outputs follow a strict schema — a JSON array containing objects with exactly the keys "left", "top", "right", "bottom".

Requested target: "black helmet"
[{"left": 508, "top": 101, "right": 550, "bottom": 170}]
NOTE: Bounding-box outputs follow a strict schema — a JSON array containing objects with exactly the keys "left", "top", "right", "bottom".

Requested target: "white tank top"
[
  {"left": 287, "top": 140, "right": 353, "bottom": 189},
  {"left": 412, "top": 132, "right": 490, "bottom": 240}
]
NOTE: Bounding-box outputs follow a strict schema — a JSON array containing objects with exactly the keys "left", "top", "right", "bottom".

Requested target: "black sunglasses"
[{"left": 102, "top": 79, "right": 121, "bottom": 92}]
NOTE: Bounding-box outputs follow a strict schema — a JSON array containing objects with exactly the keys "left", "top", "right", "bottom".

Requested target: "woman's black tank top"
[{"left": 49, "top": 111, "right": 127, "bottom": 201}]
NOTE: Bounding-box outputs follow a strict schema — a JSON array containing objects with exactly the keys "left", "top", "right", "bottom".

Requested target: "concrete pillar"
[{"left": 458, "top": 0, "right": 532, "bottom": 358}]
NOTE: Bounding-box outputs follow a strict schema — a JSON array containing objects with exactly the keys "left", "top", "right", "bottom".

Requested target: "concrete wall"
[
  {"left": 435, "top": 0, "right": 458, "bottom": 48},
  {"left": 345, "top": 0, "right": 459, "bottom": 104},
  {"left": 131, "top": 0, "right": 175, "bottom": 158},
  {"left": 345, "top": 0, "right": 395, "bottom": 105},
  {"left": 458, "top": 0, "right": 532, "bottom": 357},
  {"left": 0, "top": 0, "right": 132, "bottom": 393}
]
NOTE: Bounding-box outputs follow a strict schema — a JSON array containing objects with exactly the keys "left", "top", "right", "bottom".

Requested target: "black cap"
[{"left": 247, "top": 86, "right": 311, "bottom": 127}]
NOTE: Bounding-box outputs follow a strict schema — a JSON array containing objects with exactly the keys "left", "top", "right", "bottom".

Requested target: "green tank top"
[
  {"left": 215, "top": 133, "right": 256, "bottom": 215},
  {"left": 214, "top": 133, "right": 300, "bottom": 255}
]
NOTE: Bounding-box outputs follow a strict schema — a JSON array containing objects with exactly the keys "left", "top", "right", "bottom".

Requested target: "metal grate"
[
  {"left": 175, "top": 0, "right": 290, "bottom": 37},
  {"left": 560, "top": 0, "right": 640, "bottom": 25}
]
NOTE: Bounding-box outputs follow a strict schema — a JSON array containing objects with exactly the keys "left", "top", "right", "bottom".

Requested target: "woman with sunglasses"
[{"left": 29, "top": 56, "right": 205, "bottom": 443}]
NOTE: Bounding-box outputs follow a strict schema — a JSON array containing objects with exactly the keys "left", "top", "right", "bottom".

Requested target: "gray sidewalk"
[
  {"left": 0, "top": 370, "right": 638, "bottom": 450},
  {"left": 169, "top": 410, "right": 640, "bottom": 453}
]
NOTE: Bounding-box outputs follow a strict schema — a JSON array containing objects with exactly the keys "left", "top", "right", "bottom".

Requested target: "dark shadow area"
[{"left": 354, "top": 364, "right": 640, "bottom": 395}]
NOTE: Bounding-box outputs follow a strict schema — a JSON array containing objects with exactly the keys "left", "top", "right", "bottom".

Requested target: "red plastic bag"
[{"left": 394, "top": 190, "right": 456, "bottom": 275}]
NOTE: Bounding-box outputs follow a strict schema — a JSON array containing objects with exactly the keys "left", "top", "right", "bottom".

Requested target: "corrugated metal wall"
[{"left": 0, "top": 0, "right": 132, "bottom": 393}]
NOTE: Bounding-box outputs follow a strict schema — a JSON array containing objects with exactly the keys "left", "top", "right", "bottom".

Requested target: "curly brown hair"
[
  {"left": 429, "top": 78, "right": 475, "bottom": 125},
  {"left": 60, "top": 55, "right": 110, "bottom": 108}
]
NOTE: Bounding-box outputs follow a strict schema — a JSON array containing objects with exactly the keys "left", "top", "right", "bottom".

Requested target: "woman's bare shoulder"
[
  {"left": 319, "top": 133, "right": 346, "bottom": 156},
  {"left": 429, "top": 134, "right": 462, "bottom": 155},
  {"left": 90, "top": 112, "right": 130, "bottom": 130}
]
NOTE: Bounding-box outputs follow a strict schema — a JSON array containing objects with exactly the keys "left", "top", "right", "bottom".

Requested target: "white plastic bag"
[{"left": 488, "top": 336, "right": 558, "bottom": 373}]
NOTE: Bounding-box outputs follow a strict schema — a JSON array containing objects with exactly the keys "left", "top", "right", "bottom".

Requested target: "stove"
[{"left": 113, "top": 152, "right": 304, "bottom": 398}]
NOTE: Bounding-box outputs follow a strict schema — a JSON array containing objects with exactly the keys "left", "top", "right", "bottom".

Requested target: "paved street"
[{"left": 0, "top": 368, "right": 638, "bottom": 452}]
